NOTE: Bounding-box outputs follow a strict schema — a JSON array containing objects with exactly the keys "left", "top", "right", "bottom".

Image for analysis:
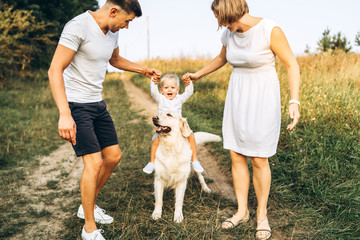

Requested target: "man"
[{"left": 48, "top": 0, "right": 161, "bottom": 239}]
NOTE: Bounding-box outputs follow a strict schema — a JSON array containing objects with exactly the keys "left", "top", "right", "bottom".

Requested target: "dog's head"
[{"left": 152, "top": 112, "right": 192, "bottom": 138}]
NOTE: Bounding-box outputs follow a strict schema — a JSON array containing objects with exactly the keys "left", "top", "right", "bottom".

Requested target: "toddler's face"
[{"left": 160, "top": 79, "right": 179, "bottom": 100}]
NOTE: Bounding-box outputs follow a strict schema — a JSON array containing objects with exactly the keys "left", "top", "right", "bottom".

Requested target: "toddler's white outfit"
[{"left": 143, "top": 81, "right": 204, "bottom": 173}]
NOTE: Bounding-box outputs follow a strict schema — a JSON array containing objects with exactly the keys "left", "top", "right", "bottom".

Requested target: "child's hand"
[
  {"left": 151, "top": 76, "right": 159, "bottom": 84},
  {"left": 182, "top": 72, "right": 199, "bottom": 86}
]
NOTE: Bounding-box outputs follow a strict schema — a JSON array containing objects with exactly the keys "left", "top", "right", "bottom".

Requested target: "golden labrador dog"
[{"left": 151, "top": 112, "right": 221, "bottom": 223}]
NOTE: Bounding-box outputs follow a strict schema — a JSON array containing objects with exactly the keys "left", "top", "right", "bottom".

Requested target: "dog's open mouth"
[
  {"left": 153, "top": 118, "right": 172, "bottom": 134},
  {"left": 155, "top": 125, "right": 171, "bottom": 134}
]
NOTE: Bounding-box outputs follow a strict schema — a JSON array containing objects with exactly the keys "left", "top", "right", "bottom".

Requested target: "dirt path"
[
  {"left": 120, "top": 75, "right": 236, "bottom": 200},
  {"left": 13, "top": 73, "right": 236, "bottom": 239},
  {"left": 11, "top": 143, "right": 83, "bottom": 239}
]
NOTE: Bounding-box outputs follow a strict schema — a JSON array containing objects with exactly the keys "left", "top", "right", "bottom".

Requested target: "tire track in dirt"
[{"left": 120, "top": 74, "right": 236, "bottom": 201}]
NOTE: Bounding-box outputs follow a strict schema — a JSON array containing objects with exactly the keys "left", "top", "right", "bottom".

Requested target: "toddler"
[{"left": 143, "top": 74, "right": 204, "bottom": 174}]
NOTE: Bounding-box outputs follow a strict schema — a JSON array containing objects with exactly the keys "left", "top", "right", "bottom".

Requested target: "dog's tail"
[{"left": 194, "top": 132, "right": 222, "bottom": 146}]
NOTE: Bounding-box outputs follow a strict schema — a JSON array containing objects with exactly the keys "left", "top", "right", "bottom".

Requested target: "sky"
[{"left": 98, "top": 0, "right": 360, "bottom": 65}]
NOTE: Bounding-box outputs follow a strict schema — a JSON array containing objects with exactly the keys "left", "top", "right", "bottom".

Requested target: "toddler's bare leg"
[
  {"left": 150, "top": 137, "right": 160, "bottom": 163},
  {"left": 188, "top": 133, "right": 197, "bottom": 162}
]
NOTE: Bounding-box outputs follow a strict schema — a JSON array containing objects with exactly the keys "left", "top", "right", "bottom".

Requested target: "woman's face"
[{"left": 213, "top": 12, "right": 238, "bottom": 32}]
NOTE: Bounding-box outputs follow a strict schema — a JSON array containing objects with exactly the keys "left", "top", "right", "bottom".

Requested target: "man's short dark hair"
[{"left": 108, "top": 0, "right": 142, "bottom": 17}]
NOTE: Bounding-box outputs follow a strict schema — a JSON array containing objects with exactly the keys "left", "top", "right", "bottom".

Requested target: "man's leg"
[
  {"left": 81, "top": 151, "right": 103, "bottom": 233},
  {"left": 95, "top": 144, "right": 122, "bottom": 199}
]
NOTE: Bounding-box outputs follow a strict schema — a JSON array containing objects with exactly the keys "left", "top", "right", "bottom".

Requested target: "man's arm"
[
  {"left": 48, "top": 44, "right": 77, "bottom": 144},
  {"left": 109, "top": 47, "right": 161, "bottom": 79}
]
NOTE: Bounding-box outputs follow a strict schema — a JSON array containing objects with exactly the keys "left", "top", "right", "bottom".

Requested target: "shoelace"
[
  {"left": 94, "top": 229, "right": 104, "bottom": 240},
  {"left": 96, "top": 206, "right": 106, "bottom": 214}
]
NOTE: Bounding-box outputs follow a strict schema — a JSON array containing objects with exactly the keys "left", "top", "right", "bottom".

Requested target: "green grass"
[
  {"left": 1, "top": 53, "right": 360, "bottom": 239},
  {"left": 0, "top": 71, "right": 64, "bottom": 238}
]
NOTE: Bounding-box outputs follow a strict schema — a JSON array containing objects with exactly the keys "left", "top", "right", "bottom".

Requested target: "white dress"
[{"left": 222, "top": 19, "right": 281, "bottom": 158}]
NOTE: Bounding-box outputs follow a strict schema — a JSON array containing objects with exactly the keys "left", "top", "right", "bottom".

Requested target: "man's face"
[{"left": 109, "top": 7, "right": 135, "bottom": 32}]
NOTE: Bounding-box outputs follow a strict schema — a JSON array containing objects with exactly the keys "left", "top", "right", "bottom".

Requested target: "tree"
[
  {"left": 3, "top": 0, "right": 98, "bottom": 32},
  {"left": 0, "top": 4, "right": 56, "bottom": 79},
  {"left": 356, "top": 31, "right": 360, "bottom": 46},
  {"left": 317, "top": 28, "right": 332, "bottom": 53},
  {"left": 0, "top": 0, "right": 98, "bottom": 73},
  {"left": 317, "top": 28, "right": 352, "bottom": 53}
]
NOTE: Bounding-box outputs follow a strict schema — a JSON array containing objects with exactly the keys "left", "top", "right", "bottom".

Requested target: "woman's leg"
[
  {"left": 230, "top": 150, "right": 250, "bottom": 217},
  {"left": 251, "top": 157, "right": 271, "bottom": 220},
  {"left": 222, "top": 150, "right": 250, "bottom": 229},
  {"left": 251, "top": 157, "right": 271, "bottom": 239}
]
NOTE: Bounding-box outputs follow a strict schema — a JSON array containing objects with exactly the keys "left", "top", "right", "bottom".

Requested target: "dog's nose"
[{"left": 152, "top": 116, "right": 159, "bottom": 121}]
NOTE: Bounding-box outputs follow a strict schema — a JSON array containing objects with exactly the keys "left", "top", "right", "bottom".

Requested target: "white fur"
[{"left": 151, "top": 112, "right": 221, "bottom": 223}]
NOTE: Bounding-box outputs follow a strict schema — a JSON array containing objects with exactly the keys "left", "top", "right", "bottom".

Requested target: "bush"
[{"left": 0, "top": 3, "right": 56, "bottom": 80}]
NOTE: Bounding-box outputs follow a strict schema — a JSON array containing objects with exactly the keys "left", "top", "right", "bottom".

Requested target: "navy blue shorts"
[{"left": 69, "top": 100, "right": 118, "bottom": 157}]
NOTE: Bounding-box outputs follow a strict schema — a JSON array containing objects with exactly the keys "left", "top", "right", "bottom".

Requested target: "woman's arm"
[
  {"left": 182, "top": 46, "right": 227, "bottom": 83},
  {"left": 270, "top": 27, "right": 300, "bottom": 130}
]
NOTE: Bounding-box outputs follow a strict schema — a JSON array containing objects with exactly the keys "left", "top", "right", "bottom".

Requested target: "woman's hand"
[
  {"left": 181, "top": 73, "right": 200, "bottom": 86},
  {"left": 287, "top": 103, "right": 300, "bottom": 130}
]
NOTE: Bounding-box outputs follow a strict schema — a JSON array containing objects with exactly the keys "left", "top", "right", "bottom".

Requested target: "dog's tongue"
[{"left": 156, "top": 126, "right": 162, "bottom": 132}]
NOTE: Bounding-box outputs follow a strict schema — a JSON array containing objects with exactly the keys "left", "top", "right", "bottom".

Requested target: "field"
[{"left": 0, "top": 53, "right": 359, "bottom": 239}]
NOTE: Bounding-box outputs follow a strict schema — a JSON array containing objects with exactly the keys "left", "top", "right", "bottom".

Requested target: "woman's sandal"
[
  {"left": 221, "top": 210, "right": 250, "bottom": 229},
  {"left": 255, "top": 217, "right": 271, "bottom": 240}
]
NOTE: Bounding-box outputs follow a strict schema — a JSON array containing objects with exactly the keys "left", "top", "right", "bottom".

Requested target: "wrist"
[
  {"left": 289, "top": 99, "right": 300, "bottom": 106},
  {"left": 142, "top": 66, "right": 147, "bottom": 75},
  {"left": 59, "top": 109, "right": 71, "bottom": 116}
]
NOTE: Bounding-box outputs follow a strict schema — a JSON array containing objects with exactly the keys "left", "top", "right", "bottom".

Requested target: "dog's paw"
[
  {"left": 202, "top": 186, "right": 211, "bottom": 193},
  {"left": 173, "top": 211, "right": 184, "bottom": 223},
  {"left": 152, "top": 210, "right": 162, "bottom": 220}
]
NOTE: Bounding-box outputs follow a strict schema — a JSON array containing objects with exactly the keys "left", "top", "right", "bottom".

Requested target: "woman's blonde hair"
[{"left": 211, "top": 0, "right": 249, "bottom": 26}]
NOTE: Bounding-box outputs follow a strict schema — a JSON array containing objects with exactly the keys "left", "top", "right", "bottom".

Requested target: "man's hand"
[
  {"left": 58, "top": 112, "right": 77, "bottom": 145},
  {"left": 145, "top": 68, "right": 162, "bottom": 82}
]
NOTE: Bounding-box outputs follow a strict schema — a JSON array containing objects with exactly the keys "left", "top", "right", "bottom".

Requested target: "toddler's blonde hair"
[{"left": 159, "top": 74, "right": 180, "bottom": 89}]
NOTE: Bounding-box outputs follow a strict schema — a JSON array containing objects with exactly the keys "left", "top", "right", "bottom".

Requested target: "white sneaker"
[
  {"left": 143, "top": 162, "right": 155, "bottom": 174},
  {"left": 77, "top": 205, "right": 114, "bottom": 224},
  {"left": 192, "top": 160, "right": 204, "bottom": 173},
  {"left": 81, "top": 227, "right": 106, "bottom": 240}
]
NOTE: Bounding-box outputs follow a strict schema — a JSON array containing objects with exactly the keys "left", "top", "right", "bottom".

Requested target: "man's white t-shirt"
[
  {"left": 150, "top": 81, "right": 194, "bottom": 117},
  {"left": 59, "top": 11, "right": 119, "bottom": 103}
]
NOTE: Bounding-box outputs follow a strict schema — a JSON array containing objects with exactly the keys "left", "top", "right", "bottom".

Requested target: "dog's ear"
[{"left": 180, "top": 117, "right": 192, "bottom": 138}]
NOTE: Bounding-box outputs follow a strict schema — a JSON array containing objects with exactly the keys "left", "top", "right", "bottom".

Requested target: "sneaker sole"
[{"left": 77, "top": 213, "right": 114, "bottom": 224}]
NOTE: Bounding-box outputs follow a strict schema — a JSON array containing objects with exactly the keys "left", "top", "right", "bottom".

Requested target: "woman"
[{"left": 182, "top": 0, "right": 300, "bottom": 239}]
